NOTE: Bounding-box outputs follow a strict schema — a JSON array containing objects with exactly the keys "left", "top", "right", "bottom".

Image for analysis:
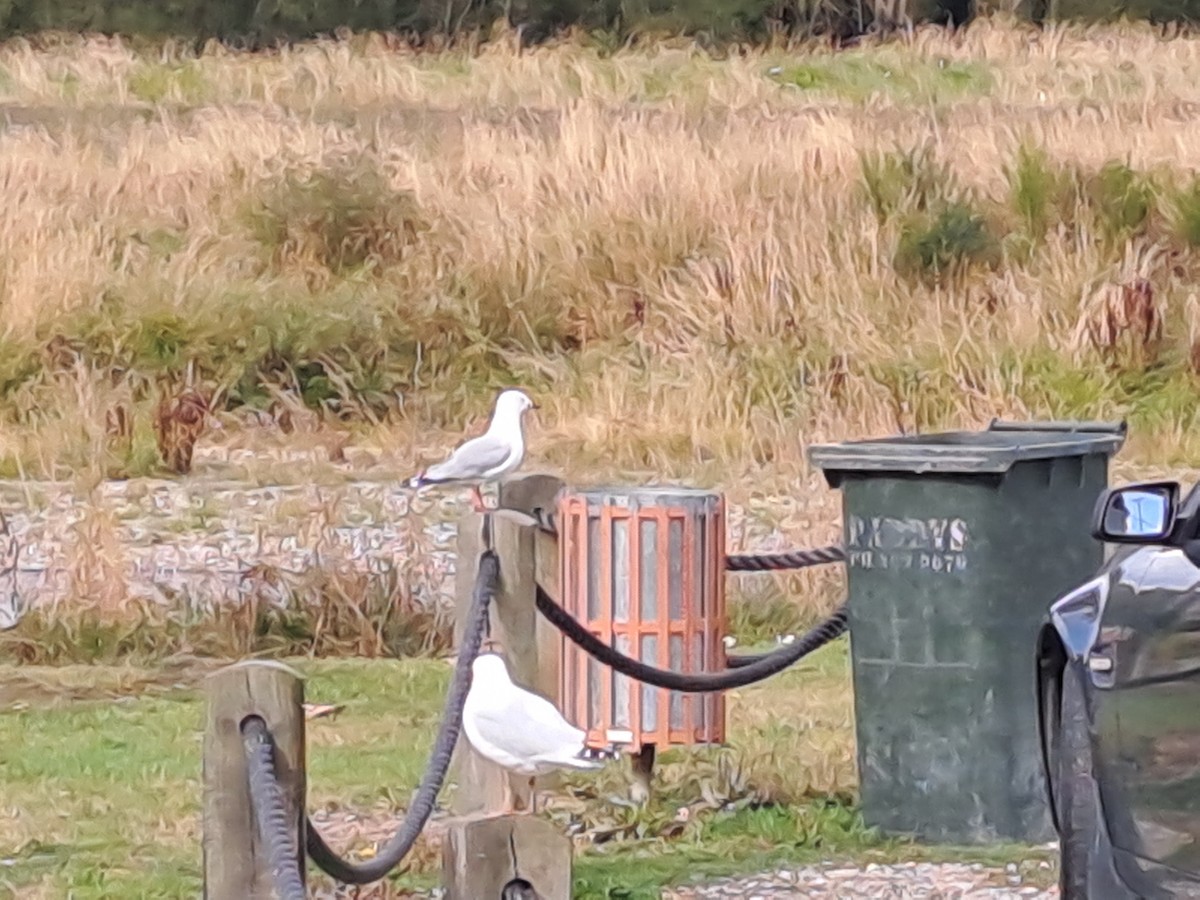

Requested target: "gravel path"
[
  {"left": 306, "top": 809, "right": 1059, "bottom": 900},
  {"left": 314, "top": 860, "right": 1060, "bottom": 898},
  {"left": 664, "top": 861, "right": 1058, "bottom": 898},
  {"left": 315, "top": 861, "right": 1058, "bottom": 899}
]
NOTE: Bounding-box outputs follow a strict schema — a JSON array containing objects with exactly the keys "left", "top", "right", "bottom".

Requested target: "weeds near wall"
[{"left": 0, "top": 571, "right": 451, "bottom": 664}]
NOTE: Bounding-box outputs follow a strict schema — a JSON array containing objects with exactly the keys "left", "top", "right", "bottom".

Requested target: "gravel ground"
[
  {"left": 307, "top": 809, "right": 1059, "bottom": 899},
  {"left": 314, "top": 861, "right": 1058, "bottom": 900},
  {"left": 313, "top": 860, "right": 1060, "bottom": 899},
  {"left": 664, "top": 860, "right": 1058, "bottom": 899}
]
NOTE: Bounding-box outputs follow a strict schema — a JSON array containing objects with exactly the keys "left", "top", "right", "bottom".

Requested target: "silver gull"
[
  {"left": 463, "top": 652, "right": 613, "bottom": 812},
  {"left": 408, "top": 388, "right": 537, "bottom": 511}
]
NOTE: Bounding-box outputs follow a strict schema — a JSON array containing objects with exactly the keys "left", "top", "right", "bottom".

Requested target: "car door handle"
[{"left": 1088, "top": 654, "right": 1114, "bottom": 673}]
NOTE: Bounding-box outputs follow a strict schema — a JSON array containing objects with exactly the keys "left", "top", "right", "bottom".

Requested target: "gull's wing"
[
  {"left": 423, "top": 432, "right": 515, "bottom": 483},
  {"left": 468, "top": 685, "right": 599, "bottom": 769}
]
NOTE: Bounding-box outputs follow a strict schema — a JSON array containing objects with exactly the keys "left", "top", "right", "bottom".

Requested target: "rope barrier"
[
  {"left": 724, "top": 648, "right": 782, "bottom": 668},
  {"left": 725, "top": 544, "right": 846, "bottom": 571},
  {"left": 529, "top": 508, "right": 845, "bottom": 576},
  {"left": 304, "top": 549, "right": 499, "bottom": 885},
  {"left": 241, "top": 716, "right": 307, "bottom": 900},
  {"left": 230, "top": 533, "right": 848, "bottom": 893},
  {"left": 516, "top": 504, "right": 844, "bottom": 573},
  {"left": 521, "top": 505, "right": 843, "bottom": 573},
  {"left": 536, "top": 584, "right": 848, "bottom": 691},
  {"left": 724, "top": 544, "right": 846, "bottom": 665}
]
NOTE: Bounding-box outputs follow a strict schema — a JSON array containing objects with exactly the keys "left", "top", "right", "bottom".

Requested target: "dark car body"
[{"left": 1036, "top": 480, "right": 1200, "bottom": 899}]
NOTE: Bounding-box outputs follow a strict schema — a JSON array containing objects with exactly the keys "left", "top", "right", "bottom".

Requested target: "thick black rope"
[
  {"left": 241, "top": 716, "right": 307, "bottom": 900},
  {"left": 725, "top": 648, "right": 782, "bottom": 668},
  {"left": 724, "top": 544, "right": 846, "bottom": 665},
  {"left": 535, "top": 509, "right": 845, "bottom": 576},
  {"left": 305, "top": 550, "right": 498, "bottom": 885},
  {"left": 536, "top": 584, "right": 848, "bottom": 691},
  {"left": 517, "top": 503, "right": 843, "bottom": 573},
  {"left": 725, "top": 544, "right": 846, "bottom": 571}
]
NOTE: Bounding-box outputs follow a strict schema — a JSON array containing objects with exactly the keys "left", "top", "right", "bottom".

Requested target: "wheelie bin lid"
[{"left": 808, "top": 419, "right": 1127, "bottom": 477}]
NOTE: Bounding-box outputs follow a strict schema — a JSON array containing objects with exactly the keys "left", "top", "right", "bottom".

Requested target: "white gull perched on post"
[
  {"left": 407, "top": 388, "right": 537, "bottom": 512},
  {"left": 463, "top": 652, "right": 614, "bottom": 813}
]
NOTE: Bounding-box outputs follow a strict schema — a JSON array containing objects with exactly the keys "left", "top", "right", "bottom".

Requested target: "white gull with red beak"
[
  {"left": 462, "top": 652, "right": 612, "bottom": 810},
  {"left": 407, "top": 388, "right": 537, "bottom": 512}
]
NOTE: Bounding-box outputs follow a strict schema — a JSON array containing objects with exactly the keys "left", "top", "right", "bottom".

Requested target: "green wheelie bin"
[{"left": 808, "top": 419, "right": 1127, "bottom": 844}]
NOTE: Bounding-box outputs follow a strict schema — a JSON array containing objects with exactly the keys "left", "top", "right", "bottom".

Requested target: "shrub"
[
  {"left": 1168, "top": 176, "right": 1200, "bottom": 247},
  {"left": 1085, "top": 160, "right": 1155, "bottom": 242},
  {"left": 894, "top": 201, "right": 1001, "bottom": 281},
  {"left": 859, "top": 144, "right": 951, "bottom": 223},
  {"left": 1005, "top": 143, "right": 1076, "bottom": 238},
  {"left": 245, "top": 159, "right": 428, "bottom": 278}
]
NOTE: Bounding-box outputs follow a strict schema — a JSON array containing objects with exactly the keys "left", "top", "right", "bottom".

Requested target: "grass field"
[
  {"left": 0, "top": 15, "right": 1197, "bottom": 505},
  {"left": 0, "top": 12, "right": 1193, "bottom": 632},
  {"left": 0, "top": 647, "right": 1057, "bottom": 899},
  {"left": 3, "top": 13, "right": 1197, "bottom": 896}
]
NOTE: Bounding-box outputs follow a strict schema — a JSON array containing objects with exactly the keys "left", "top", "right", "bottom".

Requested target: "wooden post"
[
  {"left": 203, "top": 660, "right": 306, "bottom": 900},
  {"left": 451, "top": 473, "right": 565, "bottom": 817},
  {"left": 442, "top": 814, "right": 572, "bottom": 900},
  {"left": 447, "top": 473, "right": 572, "bottom": 900}
]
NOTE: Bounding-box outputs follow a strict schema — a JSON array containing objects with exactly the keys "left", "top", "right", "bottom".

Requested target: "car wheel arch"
[{"left": 1036, "top": 622, "right": 1069, "bottom": 833}]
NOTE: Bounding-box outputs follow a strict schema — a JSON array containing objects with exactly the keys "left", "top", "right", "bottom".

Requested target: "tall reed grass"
[{"left": 0, "top": 16, "right": 1198, "bottom": 651}]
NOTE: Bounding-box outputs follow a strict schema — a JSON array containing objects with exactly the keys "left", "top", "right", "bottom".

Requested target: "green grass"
[
  {"left": 128, "top": 62, "right": 211, "bottom": 105},
  {"left": 771, "top": 53, "right": 992, "bottom": 104},
  {"left": 0, "top": 659, "right": 449, "bottom": 898},
  {"left": 0, "top": 647, "right": 1054, "bottom": 898}
]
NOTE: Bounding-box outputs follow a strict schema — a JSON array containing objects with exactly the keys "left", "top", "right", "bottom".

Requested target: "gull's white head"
[
  {"left": 471, "top": 652, "right": 514, "bottom": 687},
  {"left": 491, "top": 389, "right": 538, "bottom": 426}
]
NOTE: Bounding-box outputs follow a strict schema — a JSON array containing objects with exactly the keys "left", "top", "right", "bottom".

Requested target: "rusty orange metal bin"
[{"left": 558, "top": 486, "right": 726, "bottom": 751}]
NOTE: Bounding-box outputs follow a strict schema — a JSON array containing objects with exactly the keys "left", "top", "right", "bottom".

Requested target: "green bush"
[
  {"left": 245, "top": 160, "right": 427, "bottom": 276},
  {"left": 859, "top": 144, "right": 952, "bottom": 223},
  {"left": 1085, "top": 160, "right": 1156, "bottom": 242},
  {"left": 1005, "top": 143, "right": 1076, "bottom": 238},
  {"left": 894, "top": 201, "right": 1001, "bottom": 281},
  {"left": 1168, "top": 177, "right": 1200, "bottom": 247}
]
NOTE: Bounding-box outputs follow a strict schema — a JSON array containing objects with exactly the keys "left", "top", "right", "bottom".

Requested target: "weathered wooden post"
[
  {"left": 443, "top": 816, "right": 572, "bottom": 900},
  {"left": 203, "top": 660, "right": 307, "bottom": 899},
  {"left": 444, "top": 472, "right": 571, "bottom": 900}
]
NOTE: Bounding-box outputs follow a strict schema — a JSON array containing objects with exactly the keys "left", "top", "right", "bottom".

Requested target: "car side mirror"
[{"left": 1091, "top": 481, "right": 1180, "bottom": 544}]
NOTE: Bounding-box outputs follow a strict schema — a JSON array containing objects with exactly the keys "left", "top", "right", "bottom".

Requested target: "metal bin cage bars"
[{"left": 558, "top": 487, "right": 726, "bottom": 750}]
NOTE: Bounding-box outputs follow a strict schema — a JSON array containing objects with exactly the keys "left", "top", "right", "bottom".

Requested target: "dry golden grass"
[{"left": 0, "top": 16, "right": 1198, "bottom": 559}]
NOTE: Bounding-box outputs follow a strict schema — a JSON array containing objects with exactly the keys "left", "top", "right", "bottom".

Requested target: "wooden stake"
[
  {"left": 451, "top": 474, "right": 565, "bottom": 817},
  {"left": 442, "top": 813, "right": 572, "bottom": 900},
  {"left": 202, "top": 660, "right": 306, "bottom": 900}
]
